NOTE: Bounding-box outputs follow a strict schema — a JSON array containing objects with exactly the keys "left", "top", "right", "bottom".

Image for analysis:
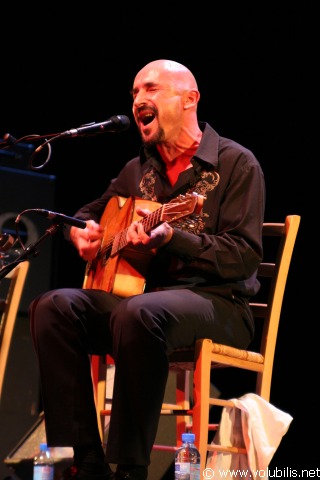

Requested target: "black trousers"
[{"left": 29, "top": 287, "right": 253, "bottom": 466}]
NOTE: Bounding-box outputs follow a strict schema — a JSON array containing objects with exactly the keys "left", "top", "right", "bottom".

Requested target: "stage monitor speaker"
[
  {"left": 0, "top": 166, "right": 56, "bottom": 313},
  {"left": 0, "top": 140, "right": 34, "bottom": 170}
]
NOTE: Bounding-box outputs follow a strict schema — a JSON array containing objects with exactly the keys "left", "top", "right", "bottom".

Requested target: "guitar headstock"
[{"left": 162, "top": 192, "right": 205, "bottom": 223}]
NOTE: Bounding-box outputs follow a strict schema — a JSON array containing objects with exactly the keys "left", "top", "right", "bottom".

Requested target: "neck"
[
  {"left": 156, "top": 126, "right": 202, "bottom": 186},
  {"left": 157, "top": 128, "right": 202, "bottom": 165}
]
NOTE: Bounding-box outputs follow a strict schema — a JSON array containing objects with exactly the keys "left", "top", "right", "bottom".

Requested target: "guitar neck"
[{"left": 102, "top": 204, "right": 166, "bottom": 259}]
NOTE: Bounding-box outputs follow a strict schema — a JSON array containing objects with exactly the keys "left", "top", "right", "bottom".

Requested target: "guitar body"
[{"left": 83, "top": 196, "right": 161, "bottom": 296}]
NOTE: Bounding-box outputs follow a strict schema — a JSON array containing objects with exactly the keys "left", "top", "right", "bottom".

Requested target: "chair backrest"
[
  {"left": 0, "top": 261, "right": 30, "bottom": 401},
  {"left": 249, "top": 214, "right": 301, "bottom": 399}
]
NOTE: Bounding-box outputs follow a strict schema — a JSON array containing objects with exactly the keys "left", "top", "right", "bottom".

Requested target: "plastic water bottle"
[
  {"left": 175, "top": 432, "right": 201, "bottom": 480},
  {"left": 33, "top": 442, "right": 54, "bottom": 480}
]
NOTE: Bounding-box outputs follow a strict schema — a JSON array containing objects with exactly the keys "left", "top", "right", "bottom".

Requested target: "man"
[{"left": 29, "top": 59, "right": 265, "bottom": 480}]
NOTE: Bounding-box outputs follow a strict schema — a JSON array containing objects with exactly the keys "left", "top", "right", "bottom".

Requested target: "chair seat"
[
  {"left": 210, "top": 343, "right": 264, "bottom": 363},
  {"left": 168, "top": 343, "right": 264, "bottom": 373}
]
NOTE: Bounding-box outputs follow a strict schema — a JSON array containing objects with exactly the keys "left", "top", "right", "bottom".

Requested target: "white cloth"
[{"left": 206, "top": 393, "right": 293, "bottom": 479}]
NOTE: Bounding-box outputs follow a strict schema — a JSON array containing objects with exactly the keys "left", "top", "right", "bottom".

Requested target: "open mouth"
[{"left": 139, "top": 111, "right": 155, "bottom": 126}]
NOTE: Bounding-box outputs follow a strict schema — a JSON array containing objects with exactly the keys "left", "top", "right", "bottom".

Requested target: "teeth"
[{"left": 141, "top": 113, "right": 154, "bottom": 126}]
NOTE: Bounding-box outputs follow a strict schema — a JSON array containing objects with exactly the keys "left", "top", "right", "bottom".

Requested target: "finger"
[{"left": 135, "top": 207, "right": 151, "bottom": 217}]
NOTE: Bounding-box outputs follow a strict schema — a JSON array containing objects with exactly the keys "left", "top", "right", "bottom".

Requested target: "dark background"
[{"left": 0, "top": 3, "right": 310, "bottom": 477}]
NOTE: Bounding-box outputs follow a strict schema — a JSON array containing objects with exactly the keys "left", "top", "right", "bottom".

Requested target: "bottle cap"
[
  {"left": 182, "top": 433, "right": 195, "bottom": 443},
  {"left": 40, "top": 443, "right": 48, "bottom": 450}
]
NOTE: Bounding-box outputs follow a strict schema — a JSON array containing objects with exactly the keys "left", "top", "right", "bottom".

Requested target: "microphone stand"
[{"left": 0, "top": 223, "right": 62, "bottom": 281}]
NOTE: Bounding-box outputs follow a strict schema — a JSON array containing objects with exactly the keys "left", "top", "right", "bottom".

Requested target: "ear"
[{"left": 183, "top": 89, "right": 200, "bottom": 109}]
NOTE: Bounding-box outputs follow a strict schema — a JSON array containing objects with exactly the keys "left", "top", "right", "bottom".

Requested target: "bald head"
[{"left": 134, "top": 59, "right": 198, "bottom": 92}]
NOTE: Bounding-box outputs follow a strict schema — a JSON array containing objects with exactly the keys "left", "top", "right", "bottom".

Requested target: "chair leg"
[
  {"left": 175, "top": 370, "right": 192, "bottom": 445},
  {"left": 192, "top": 338, "right": 213, "bottom": 474},
  {"left": 91, "top": 355, "right": 107, "bottom": 442}
]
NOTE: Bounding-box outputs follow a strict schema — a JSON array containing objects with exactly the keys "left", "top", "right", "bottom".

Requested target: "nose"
[{"left": 132, "top": 89, "right": 147, "bottom": 108}]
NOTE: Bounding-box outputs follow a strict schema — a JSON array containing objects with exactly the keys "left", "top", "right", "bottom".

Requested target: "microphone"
[
  {"left": 60, "top": 115, "right": 130, "bottom": 138},
  {"left": 31, "top": 209, "right": 87, "bottom": 229}
]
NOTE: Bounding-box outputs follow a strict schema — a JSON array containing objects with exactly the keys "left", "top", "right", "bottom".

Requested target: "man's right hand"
[{"left": 69, "top": 220, "right": 104, "bottom": 261}]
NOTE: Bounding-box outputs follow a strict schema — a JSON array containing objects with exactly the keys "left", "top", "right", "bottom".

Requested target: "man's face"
[{"left": 131, "top": 66, "right": 185, "bottom": 146}]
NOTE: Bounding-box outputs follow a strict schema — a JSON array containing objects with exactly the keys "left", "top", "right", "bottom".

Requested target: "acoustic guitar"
[{"left": 83, "top": 192, "right": 205, "bottom": 297}]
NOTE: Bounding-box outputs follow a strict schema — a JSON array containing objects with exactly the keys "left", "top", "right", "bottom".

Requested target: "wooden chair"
[
  {"left": 0, "top": 261, "right": 30, "bottom": 402},
  {"left": 90, "top": 214, "right": 300, "bottom": 474}
]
